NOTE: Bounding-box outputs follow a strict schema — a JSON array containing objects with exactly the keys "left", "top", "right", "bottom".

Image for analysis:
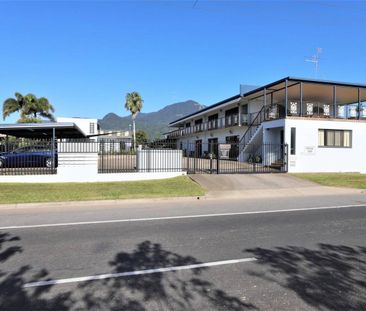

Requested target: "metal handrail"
[{"left": 239, "top": 105, "right": 267, "bottom": 147}]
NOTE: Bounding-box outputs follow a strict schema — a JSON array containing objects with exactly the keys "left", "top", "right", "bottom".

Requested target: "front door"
[
  {"left": 195, "top": 140, "right": 202, "bottom": 158},
  {"left": 208, "top": 138, "right": 218, "bottom": 157},
  {"left": 280, "top": 129, "right": 284, "bottom": 157},
  {"left": 226, "top": 135, "right": 239, "bottom": 159}
]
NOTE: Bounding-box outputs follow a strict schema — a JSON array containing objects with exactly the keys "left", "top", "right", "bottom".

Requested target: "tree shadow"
[
  {"left": 245, "top": 244, "right": 366, "bottom": 310},
  {"left": 0, "top": 233, "right": 255, "bottom": 310},
  {"left": 78, "top": 240, "right": 256, "bottom": 310},
  {"left": 0, "top": 232, "right": 74, "bottom": 310}
]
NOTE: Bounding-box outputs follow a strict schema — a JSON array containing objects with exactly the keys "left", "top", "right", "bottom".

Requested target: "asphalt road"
[{"left": 0, "top": 196, "right": 365, "bottom": 310}]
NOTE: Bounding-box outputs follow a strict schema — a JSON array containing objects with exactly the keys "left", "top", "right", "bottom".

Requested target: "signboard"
[
  {"left": 302, "top": 146, "right": 315, "bottom": 155},
  {"left": 219, "top": 144, "right": 231, "bottom": 159}
]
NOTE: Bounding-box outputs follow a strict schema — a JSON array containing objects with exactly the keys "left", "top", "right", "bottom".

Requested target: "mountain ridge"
[{"left": 98, "top": 100, "right": 205, "bottom": 138}]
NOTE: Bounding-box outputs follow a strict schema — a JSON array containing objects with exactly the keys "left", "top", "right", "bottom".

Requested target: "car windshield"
[
  {"left": 14, "top": 145, "right": 52, "bottom": 153},
  {"left": 14, "top": 146, "right": 33, "bottom": 153}
]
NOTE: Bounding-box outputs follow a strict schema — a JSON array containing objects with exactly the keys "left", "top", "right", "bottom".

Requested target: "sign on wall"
[
  {"left": 219, "top": 144, "right": 231, "bottom": 159},
  {"left": 302, "top": 146, "right": 316, "bottom": 155}
]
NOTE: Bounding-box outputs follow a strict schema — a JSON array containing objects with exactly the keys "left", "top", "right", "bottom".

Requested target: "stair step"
[{"left": 269, "top": 160, "right": 284, "bottom": 170}]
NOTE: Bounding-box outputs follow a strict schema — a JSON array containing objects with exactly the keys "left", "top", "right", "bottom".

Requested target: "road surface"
[{"left": 0, "top": 194, "right": 365, "bottom": 310}]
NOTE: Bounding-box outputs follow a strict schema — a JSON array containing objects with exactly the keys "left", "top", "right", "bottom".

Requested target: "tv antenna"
[{"left": 305, "top": 48, "right": 322, "bottom": 78}]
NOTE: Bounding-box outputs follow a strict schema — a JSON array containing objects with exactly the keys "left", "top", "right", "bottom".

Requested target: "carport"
[
  {"left": 0, "top": 122, "right": 87, "bottom": 139},
  {"left": 0, "top": 123, "right": 91, "bottom": 174}
]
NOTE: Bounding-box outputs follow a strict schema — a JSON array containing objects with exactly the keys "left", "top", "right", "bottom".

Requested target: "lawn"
[
  {"left": 293, "top": 173, "right": 366, "bottom": 189},
  {"left": 0, "top": 176, "right": 206, "bottom": 204}
]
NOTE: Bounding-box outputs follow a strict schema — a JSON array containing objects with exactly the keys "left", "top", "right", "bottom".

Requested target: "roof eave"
[{"left": 169, "top": 94, "right": 241, "bottom": 126}]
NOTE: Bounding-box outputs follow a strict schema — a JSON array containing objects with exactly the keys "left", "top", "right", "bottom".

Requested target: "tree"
[
  {"left": 3, "top": 92, "right": 55, "bottom": 123},
  {"left": 124, "top": 92, "right": 143, "bottom": 150},
  {"left": 135, "top": 129, "right": 148, "bottom": 146}
]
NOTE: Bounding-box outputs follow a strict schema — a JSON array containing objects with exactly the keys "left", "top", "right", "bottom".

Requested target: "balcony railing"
[
  {"left": 277, "top": 101, "right": 366, "bottom": 119},
  {"left": 167, "top": 114, "right": 250, "bottom": 139}
]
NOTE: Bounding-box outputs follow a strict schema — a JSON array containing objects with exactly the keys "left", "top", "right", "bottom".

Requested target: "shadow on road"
[
  {"left": 246, "top": 244, "right": 366, "bottom": 311},
  {"left": 0, "top": 233, "right": 255, "bottom": 310}
]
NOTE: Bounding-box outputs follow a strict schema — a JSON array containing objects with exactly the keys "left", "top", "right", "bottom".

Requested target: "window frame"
[
  {"left": 318, "top": 129, "right": 352, "bottom": 148},
  {"left": 290, "top": 127, "right": 296, "bottom": 155},
  {"left": 89, "top": 122, "right": 95, "bottom": 135}
]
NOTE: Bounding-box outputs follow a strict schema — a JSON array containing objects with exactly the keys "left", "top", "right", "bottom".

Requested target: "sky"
[{"left": 1, "top": 0, "right": 366, "bottom": 123}]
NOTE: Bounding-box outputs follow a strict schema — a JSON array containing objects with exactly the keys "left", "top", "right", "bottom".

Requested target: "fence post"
[
  {"left": 284, "top": 144, "right": 288, "bottom": 172},
  {"left": 193, "top": 143, "right": 196, "bottom": 174},
  {"left": 216, "top": 144, "right": 220, "bottom": 174},
  {"left": 187, "top": 144, "right": 190, "bottom": 173},
  {"left": 52, "top": 127, "right": 55, "bottom": 171},
  {"left": 209, "top": 153, "right": 213, "bottom": 174}
]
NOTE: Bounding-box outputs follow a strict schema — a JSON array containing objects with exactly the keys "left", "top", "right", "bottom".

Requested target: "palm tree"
[
  {"left": 3, "top": 92, "right": 55, "bottom": 123},
  {"left": 125, "top": 92, "right": 143, "bottom": 150},
  {"left": 2, "top": 92, "right": 25, "bottom": 121}
]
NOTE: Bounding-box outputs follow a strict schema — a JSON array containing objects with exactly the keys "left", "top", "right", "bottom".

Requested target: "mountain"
[{"left": 98, "top": 100, "right": 205, "bottom": 139}]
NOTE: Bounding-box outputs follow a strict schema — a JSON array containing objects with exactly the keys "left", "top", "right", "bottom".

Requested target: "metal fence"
[
  {"left": 98, "top": 140, "right": 180, "bottom": 173},
  {"left": 0, "top": 139, "right": 57, "bottom": 175},
  {"left": 180, "top": 142, "right": 288, "bottom": 174},
  {"left": 0, "top": 138, "right": 287, "bottom": 175}
]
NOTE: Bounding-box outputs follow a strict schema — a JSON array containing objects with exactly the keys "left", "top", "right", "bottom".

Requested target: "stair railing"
[{"left": 239, "top": 105, "right": 269, "bottom": 152}]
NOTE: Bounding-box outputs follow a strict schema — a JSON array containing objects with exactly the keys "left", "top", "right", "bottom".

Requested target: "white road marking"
[
  {"left": 23, "top": 257, "right": 257, "bottom": 288},
  {"left": 0, "top": 203, "right": 365, "bottom": 230}
]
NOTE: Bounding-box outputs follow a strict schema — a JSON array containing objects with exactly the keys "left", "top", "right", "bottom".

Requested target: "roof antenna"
[{"left": 305, "top": 48, "right": 322, "bottom": 78}]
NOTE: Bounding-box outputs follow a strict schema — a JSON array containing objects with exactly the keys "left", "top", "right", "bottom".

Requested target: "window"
[
  {"left": 290, "top": 127, "right": 296, "bottom": 155},
  {"left": 208, "top": 114, "right": 219, "bottom": 129},
  {"left": 318, "top": 129, "right": 352, "bottom": 148},
  {"left": 194, "top": 119, "right": 203, "bottom": 132},
  {"left": 89, "top": 122, "right": 95, "bottom": 134},
  {"left": 208, "top": 138, "right": 218, "bottom": 156}
]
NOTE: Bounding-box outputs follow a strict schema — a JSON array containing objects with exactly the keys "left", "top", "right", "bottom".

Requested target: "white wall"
[
  {"left": 137, "top": 149, "right": 182, "bottom": 172},
  {"left": 0, "top": 143, "right": 184, "bottom": 183},
  {"left": 57, "top": 117, "right": 98, "bottom": 138},
  {"left": 284, "top": 119, "right": 366, "bottom": 173}
]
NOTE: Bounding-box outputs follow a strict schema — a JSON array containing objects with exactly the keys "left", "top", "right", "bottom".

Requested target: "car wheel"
[
  {"left": 45, "top": 158, "right": 54, "bottom": 168},
  {"left": 0, "top": 159, "right": 4, "bottom": 168}
]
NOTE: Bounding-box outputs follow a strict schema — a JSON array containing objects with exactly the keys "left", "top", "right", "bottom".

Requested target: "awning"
[{"left": 0, "top": 122, "right": 87, "bottom": 138}]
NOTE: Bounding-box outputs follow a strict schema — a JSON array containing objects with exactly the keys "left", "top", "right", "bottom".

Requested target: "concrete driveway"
[{"left": 190, "top": 173, "right": 364, "bottom": 198}]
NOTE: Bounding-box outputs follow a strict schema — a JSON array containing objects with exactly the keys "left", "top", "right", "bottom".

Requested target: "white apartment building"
[{"left": 168, "top": 77, "right": 366, "bottom": 173}]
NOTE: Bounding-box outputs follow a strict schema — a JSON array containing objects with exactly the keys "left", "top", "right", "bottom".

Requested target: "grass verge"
[
  {"left": 292, "top": 173, "right": 366, "bottom": 189},
  {"left": 0, "top": 176, "right": 206, "bottom": 204}
]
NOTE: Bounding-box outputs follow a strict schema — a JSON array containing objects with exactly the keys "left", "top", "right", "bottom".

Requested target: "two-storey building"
[{"left": 168, "top": 77, "right": 366, "bottom": 173}]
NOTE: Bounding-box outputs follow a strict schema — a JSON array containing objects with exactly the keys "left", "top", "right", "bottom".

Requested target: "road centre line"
[
  {"left": 23, "top": 257, "right": 257, "bottom": 288},
  {"left": 1, "top": 203, "right": 365, "bottom": 230}
]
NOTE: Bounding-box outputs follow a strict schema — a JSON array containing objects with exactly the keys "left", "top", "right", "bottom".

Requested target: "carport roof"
[{"left": 0, "top": 122, "right": 87, "bottom": 138}]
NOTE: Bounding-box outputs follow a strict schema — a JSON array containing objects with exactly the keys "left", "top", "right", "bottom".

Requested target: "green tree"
[
  {"left": 3, "top": 92, "right": 55, "bottom": 123},
  {"left": 135, "top": 130, "right": 148, "bottom": 146},
  {"left": 124, "top": 92, "right": 143, "bottom": 150}
]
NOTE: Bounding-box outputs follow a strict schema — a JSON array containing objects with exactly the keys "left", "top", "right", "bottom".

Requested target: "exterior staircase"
[{"left": 238, "top": 105, "right": 269, "bottom": 161}]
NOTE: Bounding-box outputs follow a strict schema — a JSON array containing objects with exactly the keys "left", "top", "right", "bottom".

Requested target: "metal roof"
[
  {"left": 243, "top": 76, "right": 366, "bottom": 98},
  {"left": 169, "top": 77, "right": 366, "bottom": 126},
  {"left": 169, "top": 94, "right": 241, "bottom": 126},
  {"left": 0, "top": 122, "right": 87, "bottom": 138}
]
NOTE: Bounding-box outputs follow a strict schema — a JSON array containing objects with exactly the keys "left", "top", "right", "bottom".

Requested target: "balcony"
[
  {"left": 167, "top": 114, "right": 249, "bottom": 139},
  {"left": 269, "top": 102, "right": 366, "bottom": 120}
]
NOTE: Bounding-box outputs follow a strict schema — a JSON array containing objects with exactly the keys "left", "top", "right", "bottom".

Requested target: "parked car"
[{"left": 0, "top": 145, "right": 57, "bottom": 168}]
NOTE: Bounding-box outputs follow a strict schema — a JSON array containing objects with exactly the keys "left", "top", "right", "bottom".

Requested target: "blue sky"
[{"left": 1, "top": 0, "right": 365, "bottom": 123}]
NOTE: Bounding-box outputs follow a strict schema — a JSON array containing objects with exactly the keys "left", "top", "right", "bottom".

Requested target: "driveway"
[{"left": 190, "top": 173, "right": 363, "bottom": 198}]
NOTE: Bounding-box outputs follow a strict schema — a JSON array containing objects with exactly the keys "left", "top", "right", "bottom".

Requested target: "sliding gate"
[{"left": 181, "top": 142, "right": 288, "bottom": 174}]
